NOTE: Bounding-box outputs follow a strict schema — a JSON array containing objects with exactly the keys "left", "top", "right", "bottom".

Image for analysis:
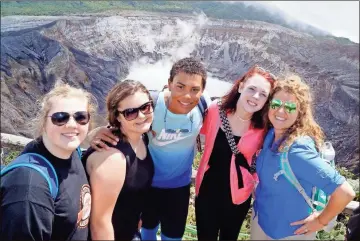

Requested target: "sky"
[{"left": 268, "top": 1, "right": 359, "bottom": 43}]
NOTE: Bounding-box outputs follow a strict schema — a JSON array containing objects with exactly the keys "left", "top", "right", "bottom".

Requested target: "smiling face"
[
  {"left": 167, "top": 72, "right": 204, "bottom": 114},
  {"left": 238, "top": 73, "right": 272, "bottom": 113},
  {"left": 43, "top": 96, "right": 89, "bottom": 156},
  {"left": 268, "top": 90, "right": 299, "bottom": 133},
  {"left": 117, "top": 91, "right": 154, "bottom": 135}
]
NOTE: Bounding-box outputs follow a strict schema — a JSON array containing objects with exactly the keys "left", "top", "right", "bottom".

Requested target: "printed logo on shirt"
[
  {"left": 77, "top": 184, "right": 91, "bottom": 228},
  {"left": 151, "top": 128, "right": 192, "bottom": 146}
]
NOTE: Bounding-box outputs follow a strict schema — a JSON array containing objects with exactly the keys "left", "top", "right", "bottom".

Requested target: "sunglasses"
[
  {"left": 47, "top": 111, "right": 90, "bottom": 126},
  {"left": 254, "top": 66, "right": 277, "bottom": 82},
  {"left": 270, "top": 99, "right": 297, "bottom": 113},
  {"left": 118, "top": 101, "right": 153, "bottom": 121},
  {"left": 165, "top": 128, "right": 191, "bottom": 134},
  {"left": 164, "top": 108, "right": 193, "bottom": 134}
]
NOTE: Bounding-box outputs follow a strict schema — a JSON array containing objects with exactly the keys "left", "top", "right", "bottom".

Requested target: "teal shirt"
[{"left": 147, "top": 92, "right": 211, "bottom": 188}]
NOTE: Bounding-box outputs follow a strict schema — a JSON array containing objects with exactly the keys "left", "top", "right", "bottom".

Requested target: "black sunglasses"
[
  {"left": 118, "top": 101, "right": 153, "bottom": 121},
  {"left": 47, "top": 111, "right": 90, "bottom": 126}
]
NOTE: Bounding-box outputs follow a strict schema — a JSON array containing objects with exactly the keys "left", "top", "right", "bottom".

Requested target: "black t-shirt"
[
  {"left": 0, "top": 138, "right": 90, "bottom": 241},
  {"left": 82, "top": 133, "right": 154, "bottom": 241}
]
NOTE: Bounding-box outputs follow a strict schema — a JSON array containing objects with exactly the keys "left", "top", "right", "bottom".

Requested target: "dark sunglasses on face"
[
  {"left": 270, "top": 99, "right": 297, "bottom": 113},
  {"left": 118, "top": 101, "right": 153, "bottom": 121},
  {"left": 47, "top": 111, "right": 90, "bottom": 126}
]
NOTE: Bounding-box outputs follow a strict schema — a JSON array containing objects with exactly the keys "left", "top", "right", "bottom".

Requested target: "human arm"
[
  {"left": 287, "top": 139, "right": 355, "bottom": 234},
  {"left": 1, "top": 168, "right": 55, "bottom": 240},
  {"left": 291, "top": 181, "right": 355, "bottom": 234},
  {"left": 86, "top": 126, "right": 119, "bottom": 151},
  {"left": 87, "top": 148, "right": 126, "bottom": 240}
]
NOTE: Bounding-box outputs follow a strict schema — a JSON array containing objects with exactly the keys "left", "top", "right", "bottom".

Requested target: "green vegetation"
[
  {"left": 2, "top": 148, "right": 358, "bottom": 240},
  {"left": 0, "top": 1, "right": 193, "bottom": 16},
  {"left": 0, "top": 1, "right": 329, "bottom": 39},
  {"left": 2, "top": 150, "right": 20, "bottom": 166}
]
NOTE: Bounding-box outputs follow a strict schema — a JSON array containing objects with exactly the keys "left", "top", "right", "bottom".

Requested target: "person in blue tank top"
[
  {"left": 251, "top": 75, "right": 355, "bottom": 240},
  {"left": 87, "top": 57, "right": 211, "bottom": 240}
]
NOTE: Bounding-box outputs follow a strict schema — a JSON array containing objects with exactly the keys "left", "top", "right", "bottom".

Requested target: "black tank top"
[{"left": 82, "top": 134, "right": 154, "bottom": 241}]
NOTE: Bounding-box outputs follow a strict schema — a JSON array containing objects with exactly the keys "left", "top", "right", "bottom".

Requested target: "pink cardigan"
[{"left": 195, "top": 101, "right": 266, "bottom": 205}]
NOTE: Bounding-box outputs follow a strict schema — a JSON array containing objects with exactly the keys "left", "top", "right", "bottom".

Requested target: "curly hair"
[
  {"left": 169, "top": 57, "right": 207, "bottom": 89},
  {"left": 269, "top": 74, "right": 325, "bottom": 151}
]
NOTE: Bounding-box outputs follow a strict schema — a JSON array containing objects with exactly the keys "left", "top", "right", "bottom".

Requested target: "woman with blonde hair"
[
  {"left": 251, "top": 75, "right": 355, "bottom": 240},
  {"left": 1, "top": 82, "right": 97, "bottom": 240}
]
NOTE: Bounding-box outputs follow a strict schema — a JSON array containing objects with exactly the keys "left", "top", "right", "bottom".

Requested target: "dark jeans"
[{"left": 141, "top": 184, "right": 191, "bottom": 238}]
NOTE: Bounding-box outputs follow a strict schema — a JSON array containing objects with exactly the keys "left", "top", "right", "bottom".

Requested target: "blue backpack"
[{"left": 1, "top": 147, "right": 82, "bottom": 200}]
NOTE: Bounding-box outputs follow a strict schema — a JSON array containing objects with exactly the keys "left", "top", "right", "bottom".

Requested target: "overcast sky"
[{"left": 268, "top": 1, "right": 359, "bottom": 43}]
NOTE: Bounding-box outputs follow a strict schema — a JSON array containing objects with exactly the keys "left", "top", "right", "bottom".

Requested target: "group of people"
[{"left": 1, "top": 57, "right": 357, "bottom": 241}]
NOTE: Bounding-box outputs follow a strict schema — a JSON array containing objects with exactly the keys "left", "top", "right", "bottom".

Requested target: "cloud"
[{"left": 269, "top": 1, "right": 359, "bottom": 43}]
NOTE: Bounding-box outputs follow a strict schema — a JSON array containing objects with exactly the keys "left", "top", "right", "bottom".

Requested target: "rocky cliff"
[{"left": 1, "top": 12, "right": 359, "bottom": 173}]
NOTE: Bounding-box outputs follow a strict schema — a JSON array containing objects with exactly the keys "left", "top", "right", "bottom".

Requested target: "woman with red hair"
[{"left": 195, "top": 65, "right": 276, "bottom": 240}]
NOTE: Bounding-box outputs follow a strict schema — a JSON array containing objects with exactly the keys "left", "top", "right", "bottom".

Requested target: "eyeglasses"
[
  {"left": 47, "top": 111, "right": 90, "bottom": 126},
  {"left": 270, "top": 99, "right": 297, "bottom": 113},
  {"left": 118, "top": 101, "right": 153, "bottom": 121},
  {"left": 164, "top": 108, "right": 193, "bottom": 134},
  {"left": 254, "top": 66, "right": 277, "bottom": 82}
]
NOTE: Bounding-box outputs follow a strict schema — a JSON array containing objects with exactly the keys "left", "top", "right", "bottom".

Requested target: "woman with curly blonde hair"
[{"left": 251, "top": 75, "right": 355, "bottom": 240}]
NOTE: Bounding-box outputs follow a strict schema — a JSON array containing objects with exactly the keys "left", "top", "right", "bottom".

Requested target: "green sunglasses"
[{"left": 270, "top": 99, "right": 297, "bottom": 113}]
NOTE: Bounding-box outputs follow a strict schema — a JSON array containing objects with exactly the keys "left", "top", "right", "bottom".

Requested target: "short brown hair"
[
  {"left": 169, "top": 57, "right": 207, "bottom": 89},
  {"left": 106, "top": 79, "right": 151, "bottom": 140}
]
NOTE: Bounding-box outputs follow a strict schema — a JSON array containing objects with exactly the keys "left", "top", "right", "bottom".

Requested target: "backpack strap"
[
  {"left": 195, "top": 95, "right": 208, "bottom": 153},
  {"left": 275, "top": 146, "right": 316, "bottom": 212},
  {"left": 76, "top": 147, "right": 82, "bottom": 159},
  {"left": 149, "top": 90, "right": 160, "bottom": 108},
  {"left": 197, "top": 95, "right": 208, "bottom": 120},
  {"left": 1, "top": 153, "right": 59, "bottom": 200}
]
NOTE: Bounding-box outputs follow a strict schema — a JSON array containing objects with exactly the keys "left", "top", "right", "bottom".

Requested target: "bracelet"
[{"left": 317, "top": 216, "right": 328, "bottom": 226}]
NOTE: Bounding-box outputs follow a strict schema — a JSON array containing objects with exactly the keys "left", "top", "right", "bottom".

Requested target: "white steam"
[{"left": 126, "top": 13, "right": 232, "bottom": 97}]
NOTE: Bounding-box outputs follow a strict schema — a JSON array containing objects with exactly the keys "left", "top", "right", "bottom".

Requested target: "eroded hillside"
[{"left": 1, "top": 13, "right": 359, "bottom": 172}]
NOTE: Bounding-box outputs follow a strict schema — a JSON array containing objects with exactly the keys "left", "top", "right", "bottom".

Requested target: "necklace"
[{"left": 235, "top": 113, "right": 252, "bottom": 122}]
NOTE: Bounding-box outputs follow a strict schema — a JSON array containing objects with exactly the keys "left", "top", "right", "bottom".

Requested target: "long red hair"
[{"left": 221, "top": 65, "right": 276, "bottom": 129}]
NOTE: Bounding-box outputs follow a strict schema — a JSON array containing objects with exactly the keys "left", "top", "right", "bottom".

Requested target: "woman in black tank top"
[{"left": 83, "top": 80, "right": 154, "bottom": 241}]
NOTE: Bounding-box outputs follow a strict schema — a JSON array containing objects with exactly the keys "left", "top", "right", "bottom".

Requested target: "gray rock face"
[{"left": 1, "top": 13, "right": 359, "bottom": 173}]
